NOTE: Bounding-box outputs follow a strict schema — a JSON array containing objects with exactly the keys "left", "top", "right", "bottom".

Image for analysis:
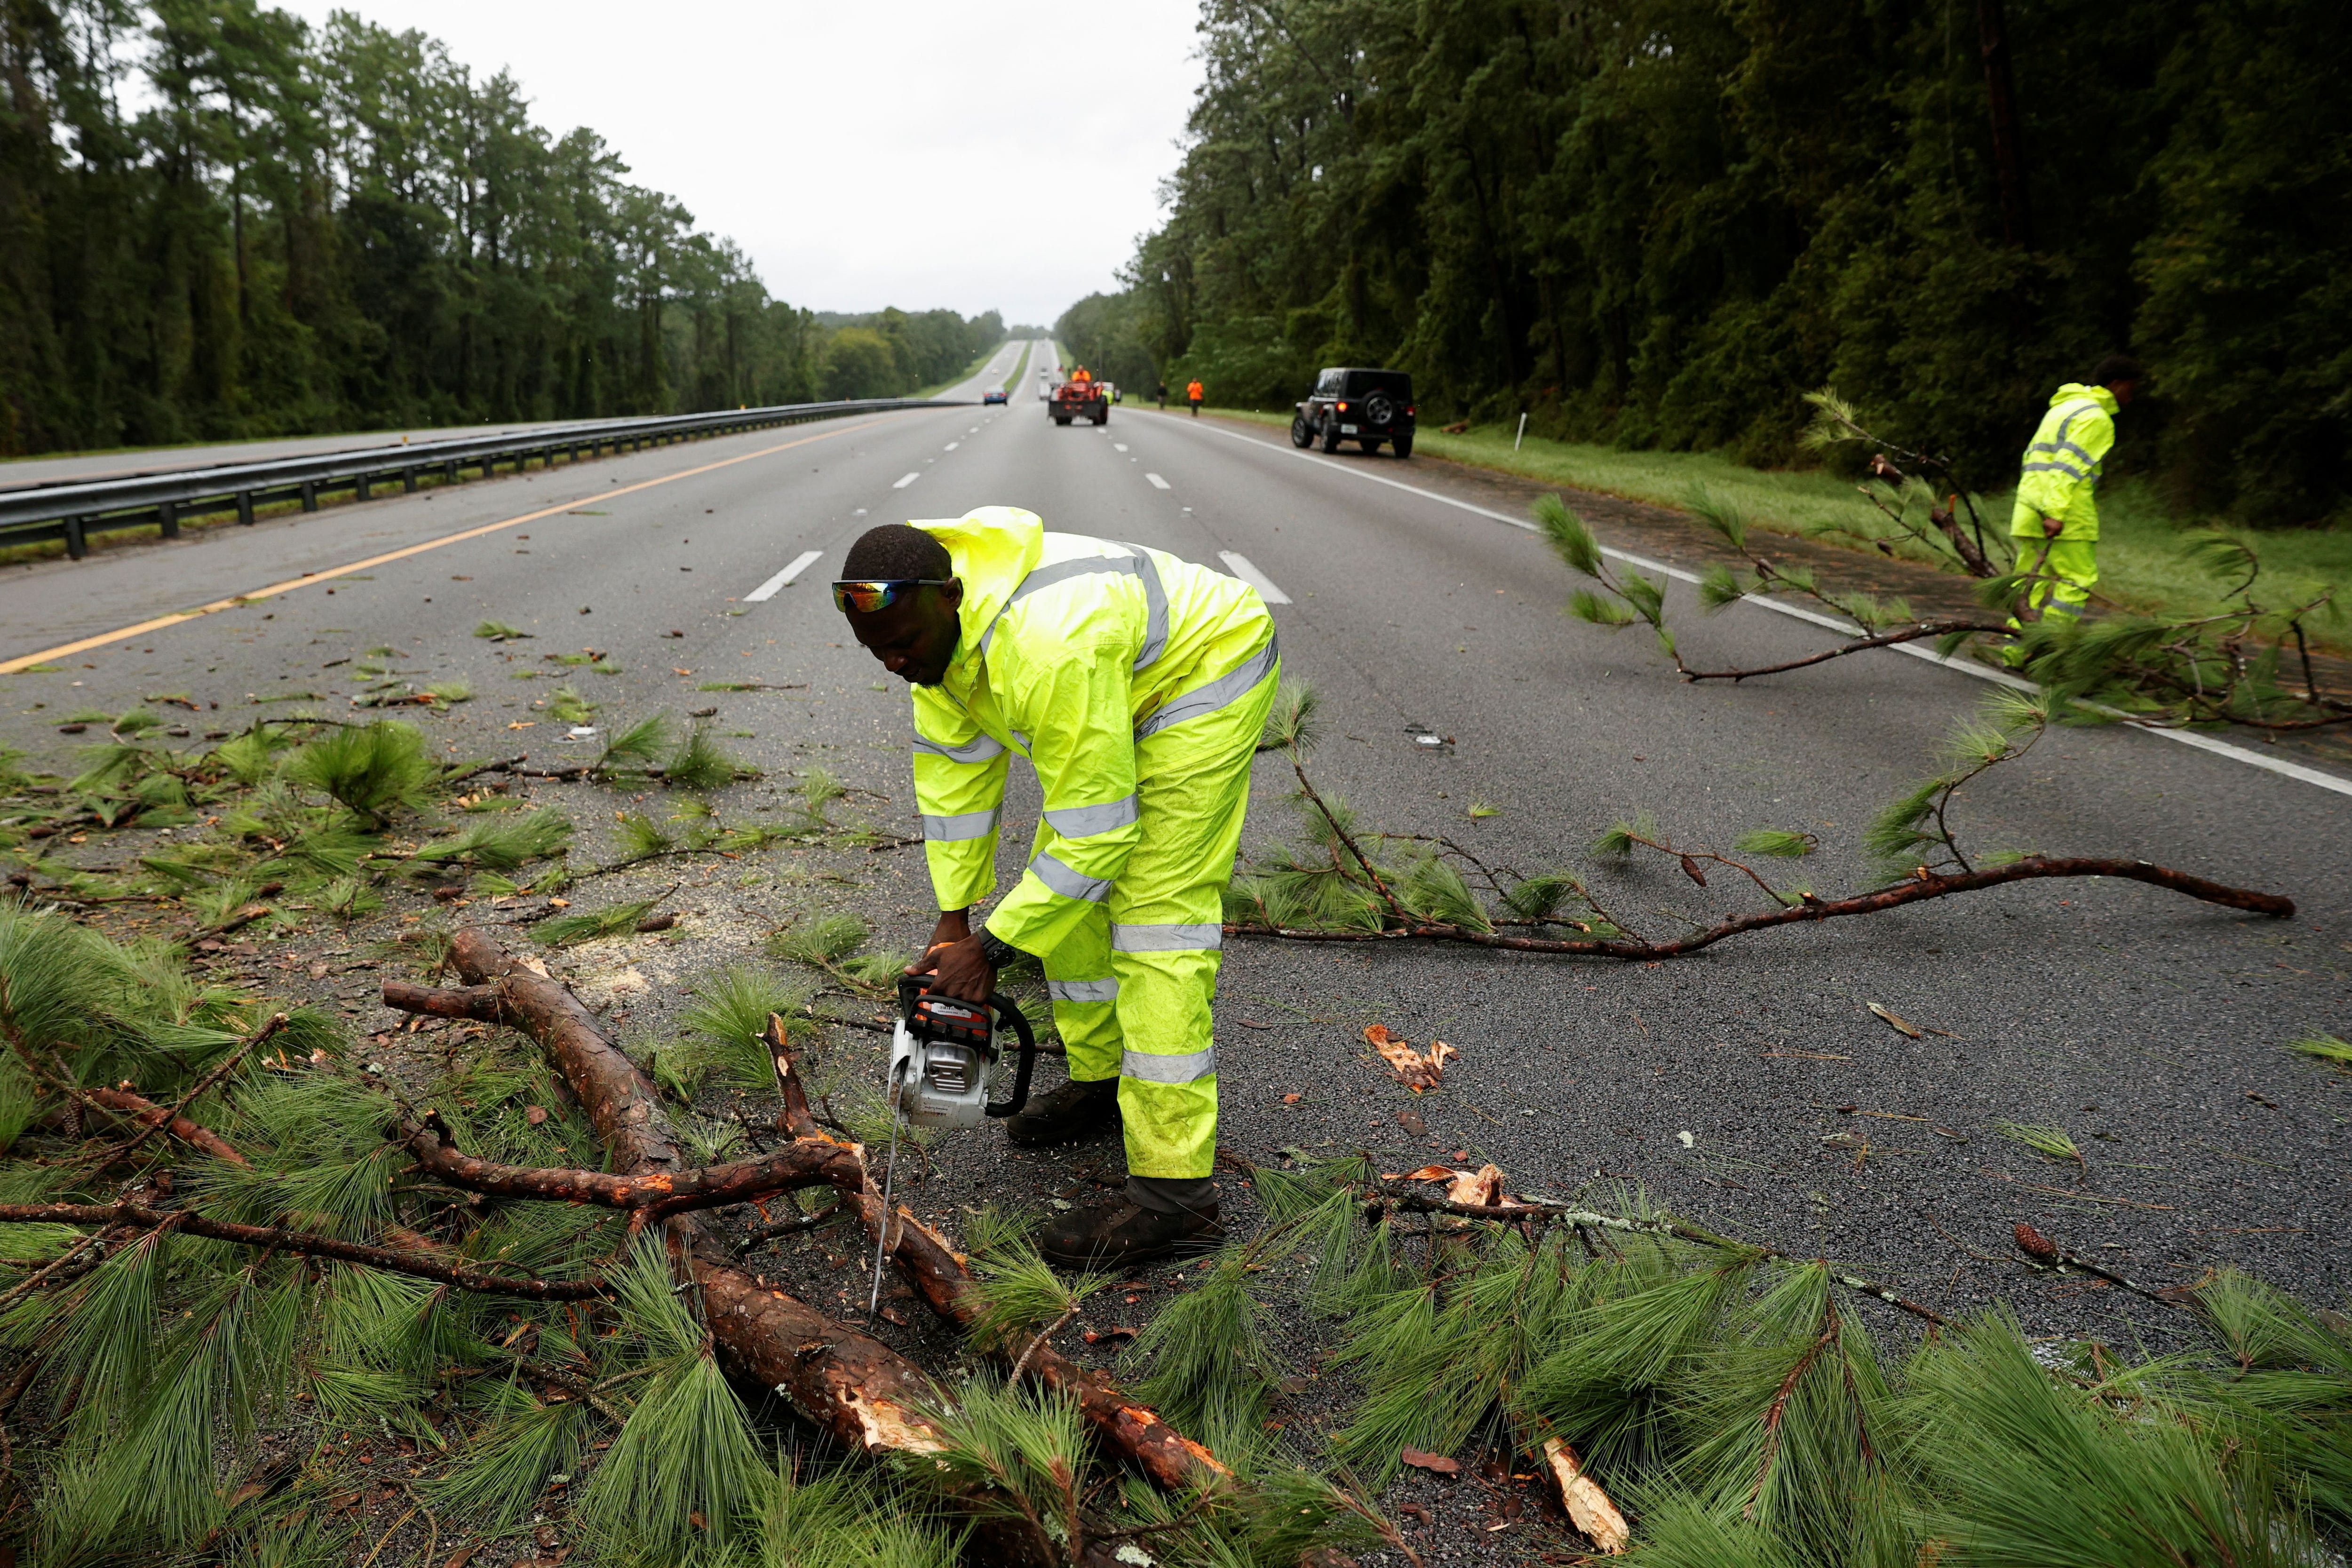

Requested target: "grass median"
[{"left": 1200, "top": 407, "right": 2352, "bottom": 645}]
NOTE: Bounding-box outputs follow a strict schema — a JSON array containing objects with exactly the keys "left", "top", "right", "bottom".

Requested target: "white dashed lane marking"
[
  {"left": 893, "top": 472, "right": 921, "bottom": 489},
  {"left": 745, "top": 549, "right": 825, "bottom": 602},
  {"left": 1144, "top": 472, "right": 1171, "bottom": 490},
  {"left": 1218, "top": 551, "right": 1291, "bottom": 605},
  {"left": 944, "top": 442, "right": 959, "bottom": 451}
]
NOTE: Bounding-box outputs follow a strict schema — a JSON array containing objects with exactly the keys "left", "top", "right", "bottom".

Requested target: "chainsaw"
[{"left": 867, "top": 974, "right": 1037, "bottom": 1315}]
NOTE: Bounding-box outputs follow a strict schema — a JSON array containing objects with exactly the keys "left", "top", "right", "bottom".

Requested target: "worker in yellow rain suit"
[
  {"left": 2006, "top": 355, "right": 2141, "bottom": 654},
  {"left": 834, "top": 509, "right": 1277, "bottom": 1268}
]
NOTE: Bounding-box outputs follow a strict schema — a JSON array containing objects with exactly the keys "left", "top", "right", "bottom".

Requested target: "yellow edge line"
[{"left": 0, "top": 416, "right": 901, "bottom": 676}]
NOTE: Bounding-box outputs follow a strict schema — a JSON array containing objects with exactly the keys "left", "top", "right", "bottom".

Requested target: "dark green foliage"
[
  {"left": 0, "top": 7, "right": 1002, "bottom": 457},
  {"left": 1092, "top": 0, "right": 2352, "bottom": 525}
]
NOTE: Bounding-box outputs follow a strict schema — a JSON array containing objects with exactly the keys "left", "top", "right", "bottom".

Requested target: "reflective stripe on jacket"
[
  {"left": 2010, "top": 382, "right": 2118, "bottom": 540},
  {"left": 908, "top": 507, "right": 1272, "bottom": 956}
]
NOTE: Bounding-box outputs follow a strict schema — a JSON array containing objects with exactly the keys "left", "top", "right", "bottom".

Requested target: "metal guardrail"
[{"left": 0, "top": 397, "right": 960, "bottom": 558}]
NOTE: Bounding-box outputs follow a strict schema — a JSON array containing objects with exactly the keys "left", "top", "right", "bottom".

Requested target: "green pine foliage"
[
  {"left": 664, "top": 724, "right": 754, "bottom": 791},
  {"left": 413, "top": 806, "right": 574, "bottom": 870},
  {"left": 284, "top": 721, "right": 439, "bottom": 827},
  {"left": 677, "top": 965, "right": 807, "bottom": 1092},
  {"left": 532, "top": 896, "right": 665, "bottom": 947},
  {"left": 768, "top": 912, "right": 872, "bottom": 969}
]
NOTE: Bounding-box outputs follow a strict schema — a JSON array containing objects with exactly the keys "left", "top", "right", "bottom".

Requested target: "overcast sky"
[{"left": 276, "top": 1, "right": 1206, "bottom": 328}]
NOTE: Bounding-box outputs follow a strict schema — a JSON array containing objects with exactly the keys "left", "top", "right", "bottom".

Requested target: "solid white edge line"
[
  {"left": 1162, "top": 414, "right": 2352, "bottom": 800},
  {"left": 1218, "top": 550, "right": 1293, "bottom": 605},
  {"left": 746, "top": 548, "right": 825, "bottom": 603},
  {"left": 892, "top": 472, "right": 920, "bottom": 489},
  {"left": 1144, "top": 472, "right": 1171, "bottom": 490}
]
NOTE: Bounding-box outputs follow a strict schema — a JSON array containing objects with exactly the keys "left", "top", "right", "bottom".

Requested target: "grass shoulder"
[{"left": 1200, "top": 408, "right": 2352, "bottom": 644}]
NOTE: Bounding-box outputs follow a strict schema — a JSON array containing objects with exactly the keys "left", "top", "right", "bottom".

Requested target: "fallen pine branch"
[
  {"left": 384, "top": 1104, "right": 859, "bottom": 1217},
  {"left": 760, "top": 1015, "right": 1236, "bottom": 1495},
  {"left": 1232, "top": 854, "right": 2289, "bottom": 961},
  {"left": 430, "top": 929, "right": 954, "bottom": 1461},
  {"left": 1362, "top": 1172, "right": 1947, "bottom": 1325},
  {"left": 79, "top": 1087, "right": 251, "bottom": 1168},
  {"left": 95, "top": 1012, "right": 286, "bottom": 1169},
  {"left": 0, "top": 1201, "right": 606, "bottom": 1299}
]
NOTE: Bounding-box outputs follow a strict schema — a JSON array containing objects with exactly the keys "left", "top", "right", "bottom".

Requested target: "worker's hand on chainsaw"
[{"left": 914, "top": 933, "right": 996, "bottom": 1004}]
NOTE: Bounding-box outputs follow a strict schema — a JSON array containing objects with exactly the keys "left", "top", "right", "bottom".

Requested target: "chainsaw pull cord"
[
  {"left": 867, "top": 1054, "right": 907, "bottom": 1321},
  {"left": 981, "top": 992, "right": 1036, "bottom": 1119}
]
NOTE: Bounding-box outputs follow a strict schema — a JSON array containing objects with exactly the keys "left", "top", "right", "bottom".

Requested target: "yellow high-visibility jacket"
[
  {"left": 909, "top": 508, "right": 1273, "bottom": 956},
  {"left": 2010, "top": 382, "right": 2119, "bottom": 541}
]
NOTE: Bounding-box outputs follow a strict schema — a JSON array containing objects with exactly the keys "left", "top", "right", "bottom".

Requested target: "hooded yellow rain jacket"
[
  {"left": 909, "top": 507, "right": 1278, "bottom": 1180},
  {"left": 2007, "top": 382, "right": 2117, "bottom": 625}
]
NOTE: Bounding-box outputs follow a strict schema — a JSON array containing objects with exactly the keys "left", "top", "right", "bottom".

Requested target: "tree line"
[
  {"left": 1059, "top": 0, "right": 2351, "bottom": 525},
  {"left": 0, "top": 0, "right": 1001, "bottom": 457}
]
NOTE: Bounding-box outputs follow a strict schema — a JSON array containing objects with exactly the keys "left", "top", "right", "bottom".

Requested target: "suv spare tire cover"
[{"left": 1363, "top": 391, "right": 1396, "bottom": 426}]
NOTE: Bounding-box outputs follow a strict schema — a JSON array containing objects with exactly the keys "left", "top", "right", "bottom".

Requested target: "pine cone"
[{"left": 2014, "top": 1222, "right": 2059, "bottom": 1263}]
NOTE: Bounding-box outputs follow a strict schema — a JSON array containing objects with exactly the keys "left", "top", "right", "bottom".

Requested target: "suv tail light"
[{"left": 1406, "top": 406, "right": 1416, "bottom": 416}]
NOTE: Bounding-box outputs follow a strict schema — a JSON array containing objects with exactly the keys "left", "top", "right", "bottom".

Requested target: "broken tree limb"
[
  {"left": 1365, "top": 1177, "right": 1947, "bottom": 1326},
  {"left": 434, "top": 929, "right": 952, "bottom": 1462},
  {"left": 1676, "top": 620, "right": 2002, "bottom": 683},
  {"left": 1232, "top": 854, "right": 2291, "bottom": 962},
  {"left": 0, "top": 1201, "right": 606, "bottom": 1299},
  {"left": 386, "top": 1108, "right": 859, "bottom": 1217},
  {"left": 81, "top": 1088, "right": 250, "bottom": 1168},
  {"left": 760, "top": 1015, "right": 1235, "bottom": 1495},
  {"left": 97, "top": 1011, "right": 285, "bottom": 1169}
]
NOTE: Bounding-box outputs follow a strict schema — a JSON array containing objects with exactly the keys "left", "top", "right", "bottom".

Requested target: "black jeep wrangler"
[{"left": 1292, "top": 367, "right": 1415, "bottom": 457}]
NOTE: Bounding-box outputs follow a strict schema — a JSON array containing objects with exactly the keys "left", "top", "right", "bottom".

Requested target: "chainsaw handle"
[{"left": 982, "top": 992, "right": 1036, "bottom": 1119}]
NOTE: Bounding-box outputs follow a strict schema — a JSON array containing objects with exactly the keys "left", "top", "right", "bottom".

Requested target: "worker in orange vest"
[
  {"left": 1186, "top": 379, "right": 1203, "bottom": 417},
  {"left": 1073, "top": 366, "right": 1092, "bottom": 383}
]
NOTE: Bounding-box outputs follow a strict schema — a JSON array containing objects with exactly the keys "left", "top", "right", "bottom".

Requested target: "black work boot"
[
  {"left": 1038, "top": 1187, "right": 1223, "bottom": 1272},
  {"left": 1003, "top": 1077, "right": 1120, "bottom": 1147}
]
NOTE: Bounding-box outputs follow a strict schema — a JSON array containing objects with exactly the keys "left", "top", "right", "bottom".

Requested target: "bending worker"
[
  {"left": 834, "top": 509, "right": 1278, "bottom": 1269},
  {"left": 2008, "top": 355, "right": 2141, "bottom": 639}
]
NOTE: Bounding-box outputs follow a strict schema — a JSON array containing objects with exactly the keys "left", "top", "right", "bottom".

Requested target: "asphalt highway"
[{"left": 2, "top": 357, "right": 2343, "bottom": 1347}]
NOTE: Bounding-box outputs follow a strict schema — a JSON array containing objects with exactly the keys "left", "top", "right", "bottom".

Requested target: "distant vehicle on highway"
[
  {"left": 1293, "top": 367, "right": 1415, "bottom": 457},
  {"left": 983, "top": 388, "right": 1009, "bottom": 405},
  {"left": 1051, "top": 368, "right": 1109, "bottom": 426}
]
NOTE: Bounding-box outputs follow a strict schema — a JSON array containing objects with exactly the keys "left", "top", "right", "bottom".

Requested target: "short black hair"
[
  {"left": 2088, "top": 354, "right": 2144, "bottom": 388},
  {"left": 842, "top": 524, "right": 952, "bottom": 582}
]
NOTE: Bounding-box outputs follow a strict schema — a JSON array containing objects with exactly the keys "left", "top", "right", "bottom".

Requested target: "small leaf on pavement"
[
  {"left": 1680, "top": 855, "right": 1708, "bottom": 886},
  {"left": 1364, "top": 1024, "right": 1454, "bottom": 1091},
  {"left": 1401, "top": 1448, "right": 1462, "bottom": 1476},
  {"left": 1867, "top": 1002, "right": 1923, "bottom": 1038}
]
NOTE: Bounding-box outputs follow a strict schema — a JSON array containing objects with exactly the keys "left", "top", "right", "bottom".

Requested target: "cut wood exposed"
[
  {"left": 409, "top": 930, "right": 950, "bottom": 1461},
  {"left": 758, "top": 1016, "right": 1235, "bottom": 1496},
  {"left": 378, "top": 933, "right": 1228, "bottom": 1505},
  {"left": 1542, "top": 1437, "right": 1629, "bottom": 1555}
]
